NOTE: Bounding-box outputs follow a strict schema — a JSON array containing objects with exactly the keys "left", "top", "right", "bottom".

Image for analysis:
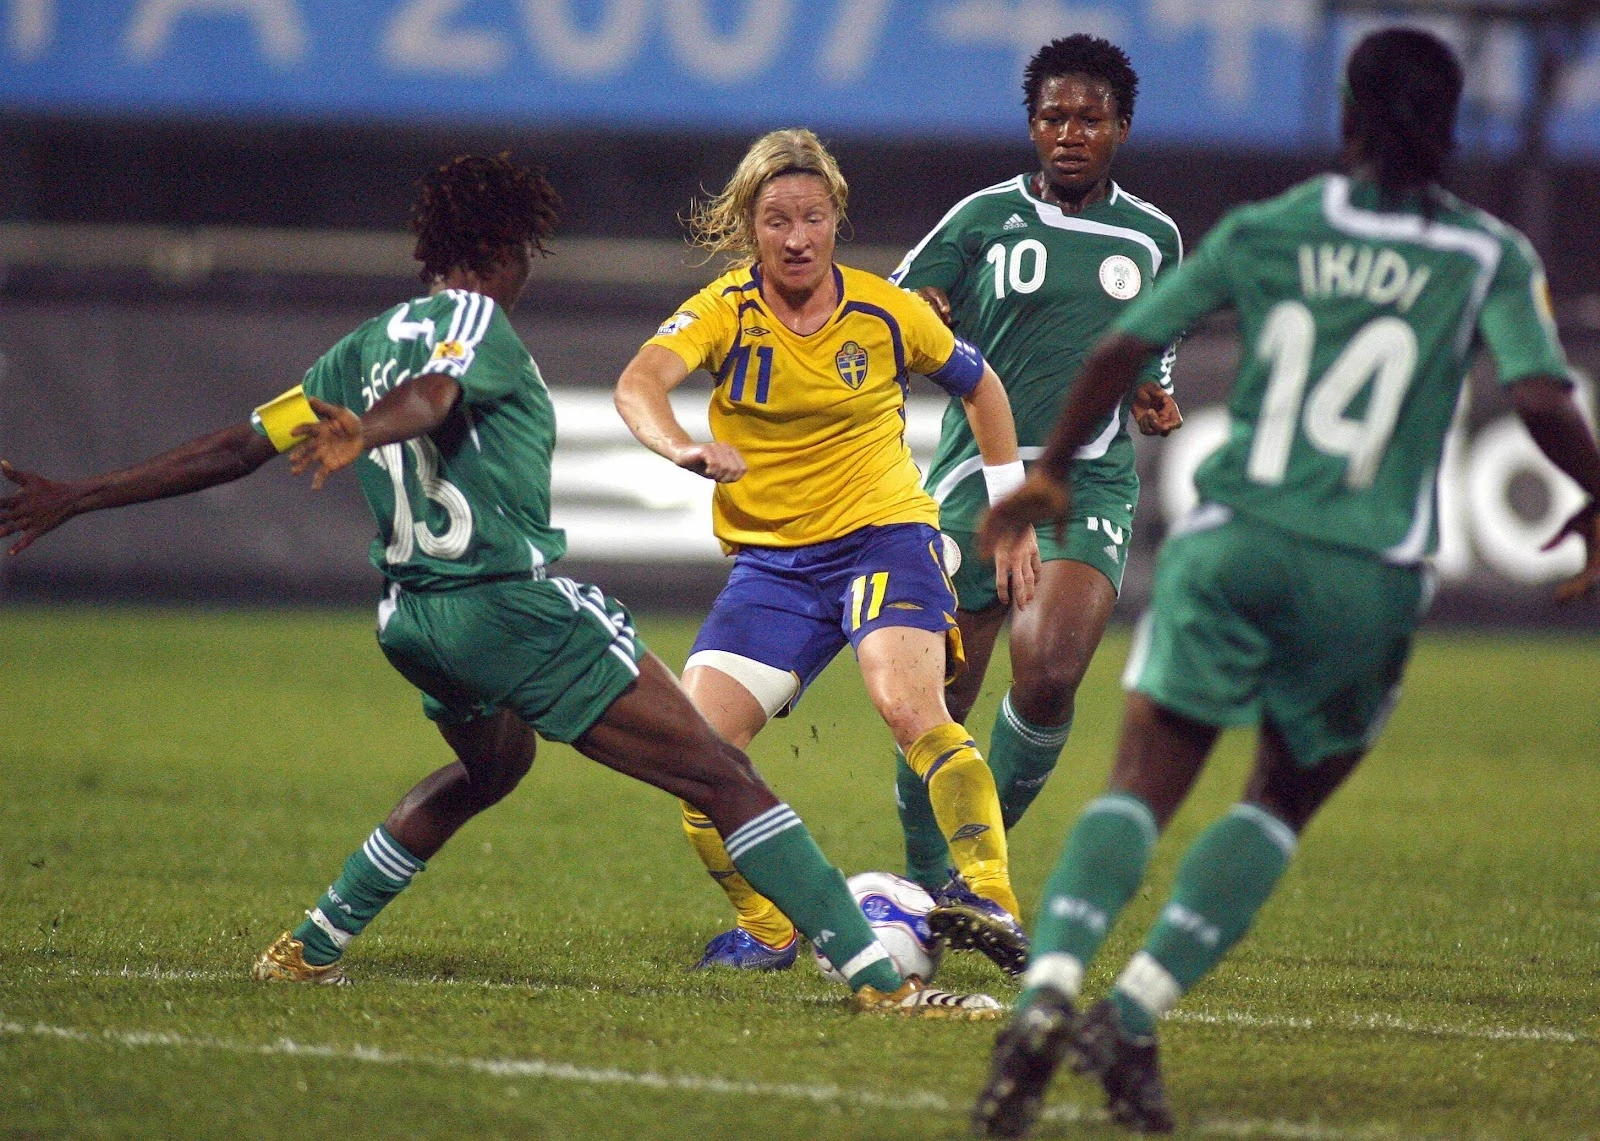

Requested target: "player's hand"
[
  {"left": 916, "top": 286, "right": 953, "bottom": 328},
  {"left": 288, "top": 397, "right": 364, "bottom": 491},
  {"left": 0, "top": 460, "right": 81, "bottom": 555},
  {"left": 674, "top": 441, "right": 747, "bottom": 483},
  {"left": 992, "top": 523, "right": 1042, "bottom": 609},
  {"left": 979, "top": 472, "right": 1070, "bottom": 562},
  {"left": 1543, "top": 500, "right": 1600, "bottom": 603},
  {"left": 1133, "top": 382, "right": 1182, "bottom": 436}
]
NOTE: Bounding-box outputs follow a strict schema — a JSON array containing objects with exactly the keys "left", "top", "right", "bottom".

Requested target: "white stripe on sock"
[
  {"left": 724, "top": 805, "right": 802, "bottom": 862},
  {"left": 836, "top": 942, "right": 892, "bottom": 983},
  {"left": 724, "top": 814, "right": 803, "bottom": 863},
  {"left": 1229, "top": 802, "right": 1299, "bottom": 860},
  {"left": 308, "top": 907, "right": 353, "bottom": 950},
  {"left": 1022, "top": 952, "right": 1084, "bottom": 999},
  {"left": 1083, "top": 794, "right": 1159, "bottom": 849},
  {"left": 362, "top": 833, "right": 417, "bottom": 884},
  {"left": 1115, "top": 951, "right": 1182, "bottom": 1020},
  {"left": 1001, "top": 693, "right": 1071, "bottom": 749},
  {"left": 368, "top": 827, "right": 423, "bottom": 875}
]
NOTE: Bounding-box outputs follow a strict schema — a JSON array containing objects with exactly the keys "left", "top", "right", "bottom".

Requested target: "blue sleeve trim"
[{"left": 928, "top": 336, "right": 985, "bottom": 397}]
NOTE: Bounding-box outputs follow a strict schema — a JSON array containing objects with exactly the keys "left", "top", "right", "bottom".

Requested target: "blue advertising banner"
[{"left": 3, "top": 1, "right": 1600, "bottom": 150}]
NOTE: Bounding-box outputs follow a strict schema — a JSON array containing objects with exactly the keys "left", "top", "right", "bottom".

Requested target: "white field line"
[
  {"left": 1169, "top": 1007, "right": 1590, "bottom": 1045},
  {"left": 20, "top": 965, "right": 1593, "bottom": 1047},
  {"left": 0, "top": 1016, "right": 1474, "bottom": 1141}
]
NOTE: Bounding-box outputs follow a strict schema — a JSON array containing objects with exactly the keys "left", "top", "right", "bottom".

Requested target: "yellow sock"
[
  {"left": 904, "top": 723, "right": 1021, "bottom": 918},
  {"left": 679, "top": 801, "right": 797, "bottom": 948}
]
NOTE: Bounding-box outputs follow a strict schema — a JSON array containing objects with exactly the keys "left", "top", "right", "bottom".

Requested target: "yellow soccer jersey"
[{"left": 647, "top": 263, "right": 987, "bottom": 549}]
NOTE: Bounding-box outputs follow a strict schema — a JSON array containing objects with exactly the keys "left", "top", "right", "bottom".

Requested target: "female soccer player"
[
  {"left": 972, "top": 29, "right": 1600, "bottom": 1135},
  {"left": 615, "top": 128, "right": 1039, "bottom": 975},
  {"left": 0, "top": 153, "right": 1003, "bottom": 1018},
  {"left": 889, "top": 35, "right": 1183, "bottom": 895}
]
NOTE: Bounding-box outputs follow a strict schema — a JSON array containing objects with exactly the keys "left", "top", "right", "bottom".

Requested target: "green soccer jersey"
[
  {"left": 891, "top": 175, "right": 1182, "bottom": 522},
  {"left": 1117, "top": 174, "right": 1568, "bottom": 562},
  {"left": 254, "top": 288, "right": 566, "bottom": 590}
]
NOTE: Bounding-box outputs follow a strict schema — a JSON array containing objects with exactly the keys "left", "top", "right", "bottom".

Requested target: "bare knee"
[
  {"left": 1008, "top": 660, "right": 1086, "bottom": 725},
  {"left": 462, "top": 742, "right": 534, "bottom": 811}
]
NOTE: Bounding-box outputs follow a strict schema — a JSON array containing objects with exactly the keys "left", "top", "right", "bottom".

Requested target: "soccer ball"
[{"left": 815, "top": 871, "right": 943, "bottom": 985}]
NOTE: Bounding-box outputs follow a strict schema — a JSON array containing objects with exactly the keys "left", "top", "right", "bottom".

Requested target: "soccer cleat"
[
  {"left": 927, "top": 871, "right": 1030, "bottom": 976},
  {"left": 971, "top": 987, "right": 1077, "bottom": 1138},
  {"left": 691, "top": 927, "right": 799, "bottom": 971},
  {"left": 853, "top": 976, "right": 1005, "bottom": 1020},
  {"left": 1068, "top": 998, "right": 1176, "bottom": 1134},
  {"left": 251, "top": 931, "right": 349, "bottom": 985}
]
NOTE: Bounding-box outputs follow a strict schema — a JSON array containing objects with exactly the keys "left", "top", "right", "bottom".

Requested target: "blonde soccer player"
[{"left": 615, "top": 128, "right": 1040, "bottom": 976}]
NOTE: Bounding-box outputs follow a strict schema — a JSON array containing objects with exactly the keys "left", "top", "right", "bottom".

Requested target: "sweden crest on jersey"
[{"left": 835, "top": 340, "right": 869, "bottom": 389}]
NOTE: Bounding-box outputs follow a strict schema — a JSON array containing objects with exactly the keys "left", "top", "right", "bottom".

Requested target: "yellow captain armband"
[{"left": 253, "top": 385, "right": 320, "bottom": 452}]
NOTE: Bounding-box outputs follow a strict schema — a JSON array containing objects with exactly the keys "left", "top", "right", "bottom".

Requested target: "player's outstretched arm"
[
  {"left": 0, "top": 424, "right": 277, "bottom": 556},
  {"left": 1512, "top": 374, "right": 1600, "bottom": 601},
  {"left": 614, "top": 344, "right": 747, "bottom": 482}
]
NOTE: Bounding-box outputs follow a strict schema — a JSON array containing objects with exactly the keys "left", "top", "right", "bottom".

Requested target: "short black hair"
[
  {"left": 1022, "top": 35, "right": 1138, "bottom": 122},
  {"left": 410, "top": 153, "right": 560, "bottom": 283},
  {"left": 1345, "top": 28, "right": 1463, "bottom": 200}
]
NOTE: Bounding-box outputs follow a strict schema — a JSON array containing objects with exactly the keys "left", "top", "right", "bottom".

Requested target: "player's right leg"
[
  {"left": 577, "top": 651, "right": 1002, "bottom": 1017},
  {"left": 669, "top": 550, "right": 846, "bottom": 968}
]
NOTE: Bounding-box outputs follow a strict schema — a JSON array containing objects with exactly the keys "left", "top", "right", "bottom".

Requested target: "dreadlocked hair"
[
  {"left": 411, "top": 152, "right": 560, "bottom": 283},
  {"left": 1345, "top": 27, "right": 1463, "bottom": 209},
  {"left": 1022, "top": 34, "right": 1138, "bottom": 122}
]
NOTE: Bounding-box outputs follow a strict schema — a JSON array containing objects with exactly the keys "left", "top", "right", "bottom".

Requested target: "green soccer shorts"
[
  {"left": 1122, "top": 505, "right": 1425, "bottom": 767},
  {"left": 375, "top": 575, "right": 645, "bottom": 743},
  {"left": 943, "top": 472, "right": 1136, "bottom": 609}
]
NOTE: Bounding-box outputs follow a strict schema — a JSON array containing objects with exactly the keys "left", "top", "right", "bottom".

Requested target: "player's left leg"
[{"left": 845, "top": 525, "right": 1025, "bottom": 971}]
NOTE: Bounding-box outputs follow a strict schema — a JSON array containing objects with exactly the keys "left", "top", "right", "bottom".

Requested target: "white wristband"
[{"left": 982, "top": 460, "right": 1026, "bottom": 506}]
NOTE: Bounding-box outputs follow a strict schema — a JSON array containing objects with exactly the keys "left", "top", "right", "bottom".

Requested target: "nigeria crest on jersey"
[{"left": 835, "top": 340, "right": 869, "bottom": 388}]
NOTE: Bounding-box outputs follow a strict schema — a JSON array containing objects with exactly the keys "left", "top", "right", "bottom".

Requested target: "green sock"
[
  {"left": 894, "top": 748, "right": 949, "bottom": 891},
  {"left": 1020, "top": 793, "right": 1157, "bottom": 1008},
  {"left": 1112, "top": 802, "right": 1297, "bottom": 1035},
  {"left": 292, "top": 825, "right": 425, "bottom": 966},
  {"left": 726, "top": 803, "right": 902, "bottom": 993},
  {"left": 990, "top": 691, "right": 1072, "bottom": 828}
]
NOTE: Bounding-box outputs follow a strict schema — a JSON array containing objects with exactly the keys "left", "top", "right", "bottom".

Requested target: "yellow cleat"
[
  {"left": 853, "top": 976, "right": 1005, "bottom": 1020},
  {"left": 251, "top": 932, "right": 349, "bottom": 985}
]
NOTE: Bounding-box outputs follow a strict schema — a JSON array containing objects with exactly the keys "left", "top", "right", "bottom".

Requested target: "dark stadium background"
[{"left": 3, "top": 2, "right": 1598, "bottom": 626}]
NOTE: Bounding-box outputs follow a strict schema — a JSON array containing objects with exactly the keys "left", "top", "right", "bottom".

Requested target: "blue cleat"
[
  {"left": 691, "top": 927, "right": 799, "bottom": 971},
  {"left": 927, "top": 871, "right": 1030, "bottom": 976}
]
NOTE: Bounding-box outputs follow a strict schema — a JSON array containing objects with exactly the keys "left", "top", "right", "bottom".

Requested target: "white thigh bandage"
[{"left": 684, "top": 650, "right": 800, "bottom": 720}]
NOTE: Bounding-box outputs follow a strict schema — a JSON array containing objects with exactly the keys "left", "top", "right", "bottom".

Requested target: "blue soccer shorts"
[{"left": 689, "top": 522, "right": 965, "bottom": 715}]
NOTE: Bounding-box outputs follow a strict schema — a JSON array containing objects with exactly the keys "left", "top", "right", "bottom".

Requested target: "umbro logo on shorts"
[{"left": 1003, "top": 214, "right": 1028, "bottom": 231}]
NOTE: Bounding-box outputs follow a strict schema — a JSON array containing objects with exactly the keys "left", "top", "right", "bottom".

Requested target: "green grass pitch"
[{"left": 2, "top": 605, "right": 1596, "bottom": 1140}]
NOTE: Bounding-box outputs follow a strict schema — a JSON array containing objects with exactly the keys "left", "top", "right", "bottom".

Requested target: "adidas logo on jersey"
[{"left": 1003, "top": 213, "right": 1028, "bottom": 231}]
